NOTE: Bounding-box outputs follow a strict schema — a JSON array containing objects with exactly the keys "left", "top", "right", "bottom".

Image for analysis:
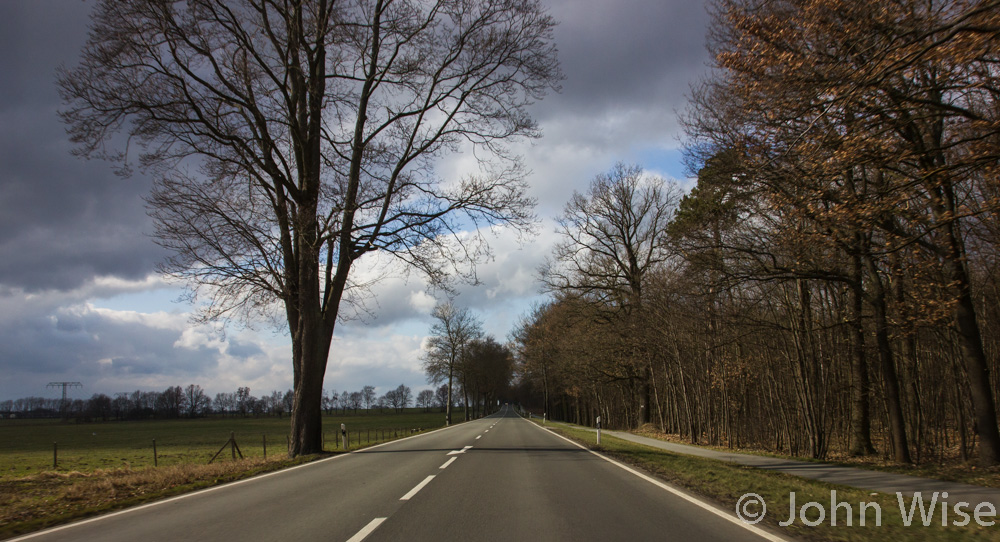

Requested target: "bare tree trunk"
[
  {"left": 932, "top": 178, "right": 1000, "bottom": 465},
  {"left": 639, "top": 368, "right": 652, "bottom": 426},
  {"left": 446, "top": 364, "right": 454, "bottom": 426},
  {"left": 670, "top": 340, "right": 697, "bottom": 443},
  {"left": 890, "top": 251, "right": 924, "bottom": 463},
  {"left": 650, "top": 359, "right": 665, "bottom": 432},
  {"left": 863, "top": 252, "right": 911, "bottom": 463},
  {"left": 849, "top": 250, "right": 876, "bottom": 456},
  {"left": 463, "top": 374, "right": 471, "bottom": 421},
  {"left": 790, "top": 279, "right": 824, "bottom": 459},
  {"left": 541, "top": 362, "right": 550, "bottom": 422}
]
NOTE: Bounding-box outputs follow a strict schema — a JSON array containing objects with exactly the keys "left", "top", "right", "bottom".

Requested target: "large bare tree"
[
  {"left": 421, "top": 300, "right": 483, "bottom": 424},
  {"left": 545, "top": 163, "right": 679, "bottom": 306},
  {"left": 58, "top": 0, "right": 560, "bottom": 456},
  {"left": 542, "top": 163, "right": 680, "bottom": 425}
]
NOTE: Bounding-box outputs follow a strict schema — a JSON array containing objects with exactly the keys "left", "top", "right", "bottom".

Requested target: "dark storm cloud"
[
  {"left": 508, "top": 0, "right": 712, "bottom": 217},
  {"left": 226, "top": 340, "right": 264, "bottom": 359},
  {"left": 0, "top": 0, "right": 166, "bottom": 292},
  {"left": 0, "top": 306, "right": 210, "bottom": 378},
  {"left": 539, "top": 0, "right": 711, "bottom": 130},
  {"left": 0, "top": 297, "right": 291, "bottom": 398},
  {"left": 0, "top": 1, "right": 89, "bottom": 106},
  {"left": 0, "top": 0, "right": 710, "bottom": 293}
]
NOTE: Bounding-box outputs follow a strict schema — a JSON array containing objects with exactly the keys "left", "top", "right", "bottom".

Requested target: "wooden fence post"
[{"left": 209, "top": 432, "right": 244, "bottom": 464}]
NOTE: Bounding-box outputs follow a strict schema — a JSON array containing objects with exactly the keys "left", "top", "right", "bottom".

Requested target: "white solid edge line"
[
  {"left": 346, "top": 517, "right": 387, "bottom": 542},
  {"left": 530, "top": 421, "right": 790, "bottom": 542},
  {"left": 400, "top": 475, "right": 436, "bottom": 500},
  {"left": 6, "top": 423, "right": 464, "bottom": 542},
  {"left": 440, "top": 457, "right": 457, "bottom": 469}
]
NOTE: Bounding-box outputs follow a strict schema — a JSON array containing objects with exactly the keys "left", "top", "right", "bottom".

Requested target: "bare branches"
[
  {"left": 60, "top": 0, "right": 560, "bottom": 456},
  {"left": 421, "top": 300, "right": 484, "bottom": 424},
  {"left": 543, "top": 163, "right": 681, "bottom": 309}
]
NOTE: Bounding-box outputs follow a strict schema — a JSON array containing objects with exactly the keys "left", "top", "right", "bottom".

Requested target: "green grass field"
[{"left": 0, "top": 409, "right": 461, "bottom": 478}]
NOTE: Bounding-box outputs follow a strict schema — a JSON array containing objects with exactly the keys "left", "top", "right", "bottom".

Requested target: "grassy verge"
[
  {"left": 626, "top": 427, "right": 1000, "bottom": 490},
  {"left": 539, "top": 422, "right": 1000, "bottom": 542},
  {"left": 0, "top": 409, "right": 465, "bottom": 539},
  {"left": 0, "top": 455, "right": 319, "bottom": 539}
]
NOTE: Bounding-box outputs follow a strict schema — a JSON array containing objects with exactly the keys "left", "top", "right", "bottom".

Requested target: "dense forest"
[{"left": 513, "top": 0, "right": 1000, "bottom": 466}]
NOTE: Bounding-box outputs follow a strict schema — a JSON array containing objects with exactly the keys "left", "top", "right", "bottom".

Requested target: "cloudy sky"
[{"left": 0, "top": 0, "right": 710, "bottom": 403}]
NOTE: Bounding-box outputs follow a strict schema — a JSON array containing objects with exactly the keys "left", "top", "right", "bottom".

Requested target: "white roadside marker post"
[{"left": 596, "top": 416, "right": 601, "bottom": 446}]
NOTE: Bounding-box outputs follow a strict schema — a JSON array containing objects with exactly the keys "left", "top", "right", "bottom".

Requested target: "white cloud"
[
  {"left": 173, "top": 326, "right": 227, "bottom": 352},
  {"left": 408, "top": 290, "right": 436, "bottom": 314},
  {"left": 325, "top": 332, "right": 427, "bottom": 394}
]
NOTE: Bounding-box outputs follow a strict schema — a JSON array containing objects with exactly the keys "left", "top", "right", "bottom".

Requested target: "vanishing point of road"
[{"left": 9, "top": 406, "right": 787, "bottom": 542}]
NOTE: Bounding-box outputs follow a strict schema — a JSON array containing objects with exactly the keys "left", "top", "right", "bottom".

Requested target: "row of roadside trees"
[
  {"left": 422, "top": 301, "right": 515, "bottom": 424},
  {"left": 514, "top": 0, "right": 1000, "bottom": 466}
]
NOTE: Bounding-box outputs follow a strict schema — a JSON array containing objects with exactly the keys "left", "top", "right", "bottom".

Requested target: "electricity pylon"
[{"left": 47, "top": 382, "right": 82, "bottom": 409}]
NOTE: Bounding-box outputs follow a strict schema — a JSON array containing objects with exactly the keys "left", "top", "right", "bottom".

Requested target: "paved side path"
[{"left": 538, "top": 418, "right": 1000, "bottom": 506}]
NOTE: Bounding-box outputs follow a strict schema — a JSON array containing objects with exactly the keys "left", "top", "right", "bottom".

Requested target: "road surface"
[{"left": 9, "top": 406, "right": 786, "bottom": 542}]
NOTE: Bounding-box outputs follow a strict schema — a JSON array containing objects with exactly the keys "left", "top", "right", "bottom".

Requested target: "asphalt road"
[{"left": 10, "top": 406, "right": 787, "bottom": 542}]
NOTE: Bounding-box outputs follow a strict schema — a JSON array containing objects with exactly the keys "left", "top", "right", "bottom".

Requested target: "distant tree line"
[{"left": 0, "top": 383, "right": 448, "bottom": 421}]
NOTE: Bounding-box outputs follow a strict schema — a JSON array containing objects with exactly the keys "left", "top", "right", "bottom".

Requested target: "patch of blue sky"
[
  {"left": 574, "top": 146, "right": 695, "bottom": 191},
  {"left": 91, "top": 285, "right": 188, "bottom": 315},
  {"left": 633, "top": 146, "right": 689, "bottom": 179}
]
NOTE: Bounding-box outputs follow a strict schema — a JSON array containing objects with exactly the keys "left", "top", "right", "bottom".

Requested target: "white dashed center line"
[
  {"left": 440, "top": 457, "right": 457, "bottom": 469},
  {"left": 346, "top": 518, "right": 386, "bottom": 542},
  {"left": 400, "top": 475, "right": 435, "bottom": 501}
]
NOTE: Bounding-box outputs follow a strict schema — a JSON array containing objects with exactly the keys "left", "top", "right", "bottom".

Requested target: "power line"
[{"left": 47, "top": 382, "right": 82, "bottom": 406}]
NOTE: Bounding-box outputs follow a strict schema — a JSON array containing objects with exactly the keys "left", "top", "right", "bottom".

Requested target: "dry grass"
[
  {"left": 547, "top": 423, "right": 1000, "bottom": 541},
  {"left": 630, "top": 427, "right": 1000, "bottom": 490},
  {"left": 0, "top": 411, "right": 457, "bottom": 537},
  {"left": 0, "top": 455, "right": 318, "bottom": 539}
]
